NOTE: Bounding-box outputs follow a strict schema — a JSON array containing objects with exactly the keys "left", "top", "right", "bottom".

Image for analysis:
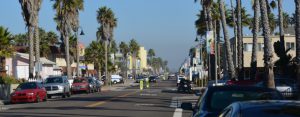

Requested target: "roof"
[{"left": 16, "top": 53, "right": 56, "bottom": 65}]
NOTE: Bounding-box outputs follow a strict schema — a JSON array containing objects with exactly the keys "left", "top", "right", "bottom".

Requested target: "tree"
[
  {"left": 129, "top": 39, "right": 140, "bottom": 79},
  {"left": 148, "top": 48, "right": 155, "bottom": 72},
  {"left": 19, "top": 0, "right": 42, "bottom": 79},
  {"left": 250, "top": 0, "right": 260, "bottom": 80},
  {"left": 96, "top": 6, "right": 117, "bottom": 85},
  {"left": 219, "top": 0, "right": 236, "bottom": 79},
  {"left": 85, "top": 41, "right": 105, "bottom": 79},
  {"left": 294, "top": 0, "right": 300, "bottom": 97},
  {"left": 119, "top": 41, "right": 129, "bottom": 82},
  {"left": 260, "top": 0, "right": 275, "bottom": 89},
  {"left": 53, "top": 0, "right": 82, "bottom": 79},
  {"left": 0, "top": 26, "right": 13, "bottom": 77},
  {"left": 236, "top": 0, "right": 244, "bottom": 79}
]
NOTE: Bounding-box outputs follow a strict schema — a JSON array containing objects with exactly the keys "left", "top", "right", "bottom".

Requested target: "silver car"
[{"left": 44, "top": 76, "right": 71, "bottom": 99}]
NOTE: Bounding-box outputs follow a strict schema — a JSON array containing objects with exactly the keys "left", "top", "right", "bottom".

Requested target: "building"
[
  {"left": 231, "top": 35, "right": 296, "bottom": 77},
  {"left": 128, "top": 46, "right": 148, "bottom": 74},
  {"left": 5, "top": 53, "right": 59, "bottom": 80}
]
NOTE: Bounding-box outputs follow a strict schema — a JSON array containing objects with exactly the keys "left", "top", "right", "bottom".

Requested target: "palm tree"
[
  {"left": 53, "top": 0, "right": 82, "bottom": 79},
  {"left": 0, "top": 26, "right": 13, "bottom": 77},
  {"left": 250, "top": 0, "right": 260, "bottom": 80},
  {"left": 129, "top": 39, "right": 140, "bottom": 79},
  {"left": 295, "top": 0, "right": 300, "bottom": 96},
  {"left": 277, "top": 0, "right": 285, "bottom": 54},
  {"left": 236, "top": 0, "right": 244, "bottom": 79},
  {"left": 85, "top": 41, "right": 105, "bottom": 79},
  {"left": 69, "top": 0, "right": 83, "bottom": 77},
  {"left": 260, "top": 0, "right": 275, "bottom": 89},
  {"left": 119, "top": 41, "right": 129, "bottom": 82},
  {"left": 219, "top": 0, "right": 236, "bottom": 80},
  {"left": 19, "top": 0, "right": 42, "bottom": 79},
  {"left": 148, "top": 48, "right": 155, "bottom": 72},
  {"left": 96, "top": 6, "right": 117, "bottom": 85}
]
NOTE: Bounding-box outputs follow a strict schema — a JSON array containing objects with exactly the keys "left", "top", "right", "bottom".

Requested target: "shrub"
[{"left": 0, "top": 76, "right": 20, "bottom": 84}]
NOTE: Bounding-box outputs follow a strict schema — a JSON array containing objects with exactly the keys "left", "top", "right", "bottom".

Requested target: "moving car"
[
  {"left": 135, "top": 76, "right": 145, "bottom": 83},
  {"left": 111, "top": 75, "right": 123, "bottom": 84},
  {"left": 10, "top": 82, "right": 47, "bottom": 103},
  {"left": 219, "top": 100, "right": 300, "bottom": 117},
  {"left": 149, "top": 76, "right": 158, "bottom": 83},
  {"left": 44, "top": 76, "right": 71, "bottom": 99},
  {"left": 181, "top": 86, "right": 283, "bottom": 117},
  {"left": 177, "top": 75, "right": 185, "bottom": 86},
  {"left": 177, "top": 79, "right": 193, "bottom": 93},
  {"left": 71, "top": 78, "right": 90, "bottom": 94}
]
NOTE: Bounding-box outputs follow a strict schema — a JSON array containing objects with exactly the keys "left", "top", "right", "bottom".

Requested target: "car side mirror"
[{"left": 181, "top": 102, "right": 193, "bottom": 110}]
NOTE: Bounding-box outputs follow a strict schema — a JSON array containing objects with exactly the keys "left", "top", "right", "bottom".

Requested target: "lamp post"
[{"left": 76, "top": 27, "right": 85, "bottom": 77}]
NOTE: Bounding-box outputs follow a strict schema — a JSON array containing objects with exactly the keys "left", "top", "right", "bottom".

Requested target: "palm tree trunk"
[
  {"left": 104, "top": 40, "right": 111, "bottom": 84},
  {"left": 230, "top": 0, "right": 238, "bottom": 68},
  {"left": 133, "top": 53, "right": 136, "bottom": 79},
  {"left": 251, "top": 0, "right": 260, "bottom": 80},
  {"left": 0, "top": 57, "right": 6, "bottom": 77},
  {"left": 260, "top": 0, "right": 275, "bottom": 89},
  {"left": 278, "top": 0, "right": 287, "bottom": 75},
  {"left": 236, "top": 0, "right": 244, "bottom": 80},
  {"left": 28, "top": 26, "right": 34, "bottom": 79},
  {"left": 76, "top": 32, "right": 80, "bottom": 77},
  {"left": 34, "top": 25, "right": 40, "bottom": 79},
  {"left": 219, "top": 0, "right": 236, "bottom": 80},
  {"left": 294, "top": 0, "right": 300, "bottom": 98},
  {"left": 65, "top": 34, "right": 72, "bottom": 79}
]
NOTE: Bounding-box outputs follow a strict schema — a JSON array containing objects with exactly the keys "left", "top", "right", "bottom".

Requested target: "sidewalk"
[
  {"left": 101, "top": 79, "right": 138, "bottom": 92},
  {"left": 0, "top": 100, "right": 9, "bottom": 105}
]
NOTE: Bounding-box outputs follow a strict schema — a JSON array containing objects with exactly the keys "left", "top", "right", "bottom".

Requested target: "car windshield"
[
  {"left": 242, "top": 106, "right": 300, "bottom": 117},
  {"left": 17, "top": 82, "right": 37, "bottom": 90},
  {"left": 45, "top": 77, "right": 63, "bottom": 84},
  {"left": 210, "top": 91, "right": 281, "bottom": 111},
  {"left": 73, "top": 79, "right": 86, "bottom": 83}
]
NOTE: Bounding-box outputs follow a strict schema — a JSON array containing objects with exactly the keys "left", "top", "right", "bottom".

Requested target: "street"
[{"left": 0, "top": 79, "right": 197, "bottom": 117}]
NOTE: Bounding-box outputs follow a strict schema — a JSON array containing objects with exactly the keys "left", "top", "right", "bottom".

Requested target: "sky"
[{"left": 0, "top": 0, "right": 296, "bottom": 72}]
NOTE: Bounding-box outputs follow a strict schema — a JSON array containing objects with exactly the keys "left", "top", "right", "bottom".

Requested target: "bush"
[{"left": 0, "top": 76, "right": 20, "bottom": 84}]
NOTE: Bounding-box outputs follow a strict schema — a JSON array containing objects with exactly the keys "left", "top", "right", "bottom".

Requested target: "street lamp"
[{"left": 76, "top": 27, "right": 85, "bottom": 77}]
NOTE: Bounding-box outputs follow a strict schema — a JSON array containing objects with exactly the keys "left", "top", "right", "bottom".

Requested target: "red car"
[
  {"left": 226, "top": 73, "right": 264, "bottom": 86},
  {"left": 10, "top": 82, "right": 47, "bottom": 104},
  {"left": 71, "top": 78, "right": 90, "bottom": 94}
]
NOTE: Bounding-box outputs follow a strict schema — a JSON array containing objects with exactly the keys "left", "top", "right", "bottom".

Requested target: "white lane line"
[{"left": 173, "top": 108, "right": 183, "bottom": 117}]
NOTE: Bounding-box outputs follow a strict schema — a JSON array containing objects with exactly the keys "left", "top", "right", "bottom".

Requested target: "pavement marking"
[
  {"left": 134, "top": 103, "right": 155, "bottom": 106},
  {"left": 140, "top": 93, "right": 157, "bottom": 96},
  {"left": 85, "top": 90, "right": 138, "bottom": 107},
  {"left": 173, "top": 108, "right": 183, "bottom": 117}
]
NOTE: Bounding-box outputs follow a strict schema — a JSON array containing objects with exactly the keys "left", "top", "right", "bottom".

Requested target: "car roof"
[{"left": 237, "top": 100, "right": 300, "bottom": 110}]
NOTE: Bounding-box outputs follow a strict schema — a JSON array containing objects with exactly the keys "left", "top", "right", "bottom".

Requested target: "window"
[
  {"left": 243, "top": 43, "right": 252, "bottom": 52},
  {"left": 257, "top": 43, "right": 264, "bottom": 51},
  {"left": 286, "top": 42, "right": 295, "bottom": 50}
]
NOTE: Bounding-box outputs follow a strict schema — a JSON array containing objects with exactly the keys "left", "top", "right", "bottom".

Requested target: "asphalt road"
[{"left": 0, "top": 79, "right": 198, "bottom": 117}]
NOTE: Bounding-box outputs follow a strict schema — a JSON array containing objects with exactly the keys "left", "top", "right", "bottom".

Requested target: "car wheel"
[
  {"left": 35, "top": 95, "right": 40, "bottom": 103},
  {"left": 67, "top": 92, "right": 71, "bottom": 97},
  {"left": 43, "top": 95, "right": 47, "bottom": 101}
]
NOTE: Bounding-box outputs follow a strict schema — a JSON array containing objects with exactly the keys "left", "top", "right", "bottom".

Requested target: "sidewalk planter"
[{"left": 0, "top": 84, "right": 19, "bottom": 100}]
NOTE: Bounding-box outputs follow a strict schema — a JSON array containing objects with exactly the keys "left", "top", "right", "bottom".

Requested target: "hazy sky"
[{"left": 0, "top": 0, "right": 295, "bottom": 71}]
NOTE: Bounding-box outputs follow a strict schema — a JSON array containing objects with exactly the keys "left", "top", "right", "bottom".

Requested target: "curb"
[{"left": 0, "top": 100, "right": 9, "bottom": 105}]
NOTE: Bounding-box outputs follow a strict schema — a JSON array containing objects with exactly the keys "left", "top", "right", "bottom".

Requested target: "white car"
[
  {"left": 111, "top": 75, "right": 123, "bottom": 84},
  {"left": 177, "top": 75, "right": 185, "bottom": 85}
]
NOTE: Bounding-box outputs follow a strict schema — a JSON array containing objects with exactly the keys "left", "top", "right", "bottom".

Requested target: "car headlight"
[{"left": 27, "top": 93, "right": 34, "bottom": 96}]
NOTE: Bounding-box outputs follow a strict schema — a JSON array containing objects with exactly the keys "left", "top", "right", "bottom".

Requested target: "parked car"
[
  {"left": 86, "top": 77, "right": 97, "bottom": 93},
  {"left": 111, "top": 75, "right": 123, "bottom": 84},
  {"left": 256, "top": 78, "right": 299, "bottom": 98},
  {"left": 71, "top": 78, "right": 90, "bottom": 94},
  {"left": 95, "top": 79, "right": 102, "bottom": 92},
  {"left": 135, "top": 76, "right": 145, "bottom": 83},
  {"left": 177, "top": 79, "right": 193, "bottom": 93},
  {"left": 44, "top": 76, "right": 71, "bottom": 99},
  {"left": 219, "top": 100, "right": 300, "bottom": 117},
  {"left": 149, "top": 76, "right": 158, "bottom": 83},
  {"left": 181, "top": 86, "right": 283, "bottom": 117},
  {"left": 10, "top": 82, "right": 47, "bottom": 104}
]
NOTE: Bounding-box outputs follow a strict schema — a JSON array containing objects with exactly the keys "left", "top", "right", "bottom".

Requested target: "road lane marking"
[
  {"left": 134, "top": 103, "right": 155, "bottom": 106},
  {"left": 173, "top": 108, "right": 183, "bottom": 117},
  {"left": 85, "top": 91, "right": 138, "bottom": 107}
]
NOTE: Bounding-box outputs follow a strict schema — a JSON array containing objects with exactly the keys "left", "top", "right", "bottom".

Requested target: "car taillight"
[{"left": 226, "top": 80, "right": 234, "bottom": 85}]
